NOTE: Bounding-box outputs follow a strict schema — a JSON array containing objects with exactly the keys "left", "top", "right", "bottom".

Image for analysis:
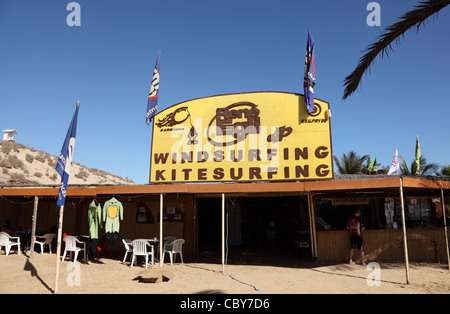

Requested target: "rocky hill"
[{"left": 0, "top": 140, "right": 134, "bottom": 186}]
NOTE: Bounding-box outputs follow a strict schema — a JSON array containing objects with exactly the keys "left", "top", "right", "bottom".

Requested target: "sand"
[{"left": 1, "top": 251, "right": 449, "bottom": 295}]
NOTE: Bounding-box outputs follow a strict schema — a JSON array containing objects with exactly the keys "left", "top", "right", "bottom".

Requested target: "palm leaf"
[
  {"left": 438, "top": 165, "right": 450, "bottom": 176},
  {"left": 333, "top": 151, "right": 369, "bottom": 174},
  {"left": 399, "top": 155, "right": 411, "bottom": 175},
  {"left": 343, "top": 0, "right": 450, "bottom": 99}
]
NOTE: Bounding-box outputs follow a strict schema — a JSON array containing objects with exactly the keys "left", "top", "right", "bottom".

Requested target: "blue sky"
[{"left": 1, "top": 0, "right": 449, "bottom": 184}]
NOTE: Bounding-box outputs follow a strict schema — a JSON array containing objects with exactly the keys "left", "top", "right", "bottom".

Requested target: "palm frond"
[
  {"left": 438, "top": 165, "right": 450, "bottom": 176},
  {"left": 343, "top": 0, "right": 450, "bottom": 99},
  {"left": 399, "top": 155, "right": 411, "bottom": 175},
  {"left": 333, "top": 151, "right": 369, "bottom": 174}
]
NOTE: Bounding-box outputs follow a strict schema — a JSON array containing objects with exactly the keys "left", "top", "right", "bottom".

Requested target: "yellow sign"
[{"left": 150, "top": 92, "right": 333, "bottom": 183}]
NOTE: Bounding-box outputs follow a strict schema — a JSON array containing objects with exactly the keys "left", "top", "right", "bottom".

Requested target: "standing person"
[{"left": 347, "top": 209, "right": 365, "bottom": 265}]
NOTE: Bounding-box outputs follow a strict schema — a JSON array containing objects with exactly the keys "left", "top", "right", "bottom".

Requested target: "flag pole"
[
  {"left": 53, "top": 100, "right": 80, "bottom": 294},
  {"left": 54, "top": 204, "right": 64, "bottom": 293}
]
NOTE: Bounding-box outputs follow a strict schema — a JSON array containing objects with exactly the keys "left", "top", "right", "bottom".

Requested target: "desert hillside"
[{"left": 0, "top": 140, "right": 134, "bottom": 186}]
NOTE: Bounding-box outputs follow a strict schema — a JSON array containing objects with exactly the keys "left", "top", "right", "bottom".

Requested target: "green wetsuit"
[
  {"left": 88, "top": 200, "right": 102, "bottom": 238},
  {"left": 102, "top": 197, "right": 123, "bottom": 233}
]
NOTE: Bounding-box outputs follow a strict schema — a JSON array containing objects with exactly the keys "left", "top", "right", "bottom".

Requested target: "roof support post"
[
  {"left": 222, "top": 193, "right": 225, "bottom": 274},
  {"left": 159, "top": 193, "right": 163, "bottom": 268},
  {"left": 307, "top": 192, "right": 318, "bottom": 260},
  {"left": 30, "top": 196, "right": 39, "bottom": 258},
  {"left": 440, "top": 188, "right": 450, "bottom": 273},
  {"left": 400, "top": 177, "right": 411, "bottom": 285}
]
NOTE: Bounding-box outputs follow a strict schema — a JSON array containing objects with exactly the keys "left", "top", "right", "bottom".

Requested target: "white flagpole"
[
  {"left": 53, "top": 100, "right": 80, "bottom": 294},
  {"left": 54, "top": 204, "right": 65, "bottom": 293}
]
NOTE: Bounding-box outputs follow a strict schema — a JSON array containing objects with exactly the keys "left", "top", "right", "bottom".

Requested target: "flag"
[
  {"left": 146, "top": 52, "right": 161, "bottom": 125},
  {"left": 56, "top": 101, "right": 80, "bottom": 207},
  {"left": 414, "top": 135, "right": 421, "bottom": 175},
  {"left": 304, "top": 30, "right": 316, "bottom": 114},
  {"left": 367, "top": 156, "right": 377, "bottom": 173},
  {"left": 387, "top": 149, "right": 399, "bottom": 175}
]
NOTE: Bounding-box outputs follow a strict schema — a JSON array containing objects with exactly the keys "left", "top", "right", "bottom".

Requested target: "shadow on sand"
[{"left": 23, "top": 254, "right": 53, "bottom": 293}]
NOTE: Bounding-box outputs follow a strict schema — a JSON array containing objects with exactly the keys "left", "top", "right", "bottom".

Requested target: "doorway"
[{"left": 196, "top": 195, "right": 311, "bottom": 265}]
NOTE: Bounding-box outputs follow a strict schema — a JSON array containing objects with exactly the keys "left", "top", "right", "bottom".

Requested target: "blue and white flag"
[
  {"left": 304, "top": 30, "right": 316, "bottom": 114},
  {"left": 56, "top": 101, "right": 80, "bottom": 207},
  {"left": 146, "top": 53, "right": 160, "bottom": 125}
]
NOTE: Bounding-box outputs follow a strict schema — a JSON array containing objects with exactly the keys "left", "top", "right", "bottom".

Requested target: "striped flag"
[
  {"left": 304, "top": 30, "right": 316, "bottom": 114},
  {"left": 56, "top": 101, "right": 80, "bottom": 207},
  {"left": 146, "top": 53, "right": 160, "bottom": 125}
]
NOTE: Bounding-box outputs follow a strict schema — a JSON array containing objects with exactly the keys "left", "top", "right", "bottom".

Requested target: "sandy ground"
[{"left": 1, "top": 250, "right": 449, "bottom": 295}]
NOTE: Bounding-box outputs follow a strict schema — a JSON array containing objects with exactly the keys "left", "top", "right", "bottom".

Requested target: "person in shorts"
[{"left": 347, "top": 209, "right": 365, "bottom": 265}]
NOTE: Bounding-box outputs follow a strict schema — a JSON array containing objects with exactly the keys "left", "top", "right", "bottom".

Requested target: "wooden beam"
[
  {"left": 187, "top": 181, "right": 305, "bottom": 194},
  {"left": 305, "top": 177, "right": 400, "bottom": 191},
  {"left": 0, "top": 186, "right": 97, "bottom": 196},
  {"left": 95, "top": 184, "right": 188, "bottom": 195},
  {"left": 402, "top": 177, "right": 450, "bottom": 190}
]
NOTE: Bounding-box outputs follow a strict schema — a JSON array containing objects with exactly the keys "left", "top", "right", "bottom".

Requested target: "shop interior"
[
  {"left": 314, "top": 196, "right": 448, "bottom": 232},
  {"left": 196, "top": 194, "right": 312, "bottom": 266}
]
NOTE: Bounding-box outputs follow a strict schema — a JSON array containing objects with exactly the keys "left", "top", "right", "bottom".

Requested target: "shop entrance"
[{"left": 196, "top": 195, "right": 311, "bottom": 265}]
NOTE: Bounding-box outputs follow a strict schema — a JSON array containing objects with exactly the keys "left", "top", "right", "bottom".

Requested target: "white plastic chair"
[
  {"left": 122, "top": 239, "right": 133, "bottom": 263},
  {"left": 34, "top": 233, "right": 56, "bottom": 254},
  {"left": 61, "top": 235, "right": 85, "bottom": 263},
  {"left": 164, "top": 236, "right": 176, "bottom": 244},
  {"left": 0, "top": 232, "right": 21, "bottom": 256},
  {"left": 163, "top": 238, "right": 185, "bottom": 265},
  {"left": 131, "top": 239, "right": 154, "bottom": 269},
  {"left": 159, "top": 236, "right": 176, "bottom": 258}
]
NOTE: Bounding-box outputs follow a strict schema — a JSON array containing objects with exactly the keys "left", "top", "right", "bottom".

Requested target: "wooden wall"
[{"left": 317, "top": 228, "right": 449, "bottom": 263}]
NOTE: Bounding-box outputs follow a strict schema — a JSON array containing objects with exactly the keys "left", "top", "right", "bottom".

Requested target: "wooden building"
[{"left": 1, "top": 175, "right": 449, "bottom": 266}]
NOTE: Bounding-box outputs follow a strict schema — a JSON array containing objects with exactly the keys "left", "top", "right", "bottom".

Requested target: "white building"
[{"left": 2, "top": 129, "right": 18, "bottom": 142}]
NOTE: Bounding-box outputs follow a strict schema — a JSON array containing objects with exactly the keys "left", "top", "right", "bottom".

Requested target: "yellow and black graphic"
[
  {"left": 150, "top": 92, "right": 333, "bottom": 183},
  {"left": 156, "top": 107, "right": 190, "bottom": 128}
]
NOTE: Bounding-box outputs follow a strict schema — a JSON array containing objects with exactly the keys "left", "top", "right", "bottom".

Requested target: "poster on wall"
[
  {"left": 136, "top": 203, "right": 155, "bottom": 224},
  {"left": 421, "top": 202, "right": 431, "bottom": 217},
  {"left": 150, "top": 92, "right": 333, "bottom": 183},
  {"left": 157, "top": 207, "right": 184, "bottom": 222}
]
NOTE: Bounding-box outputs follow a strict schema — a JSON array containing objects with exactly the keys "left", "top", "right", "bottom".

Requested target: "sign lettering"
[{"left": 150, "top": 92, "right": 333, "bottom": 183}]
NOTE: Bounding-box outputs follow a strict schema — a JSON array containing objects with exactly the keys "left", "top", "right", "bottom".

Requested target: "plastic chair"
[
  {"left": 61, "top": 235, "right": 85, "bottom": 263},
  {"left": 131, "top": 239, "right": 154, "bottom": 269},
  {"left": 122, "top": 239, "right": 133, "bottom": 263},
  {"left": 158, "top": 236, "right": 176, "bottom": 258},
  {"left": 162, "top": 237, "right": 177, "bottom": 254},
  {"left": 0, "top": 232, "right": 21, "bottom": 256},
  {"left": 34, "top": 233, "right": 56, "bottom": 254},
  {"left": 163, "top": 238, "right": 185, "bottom": 265}
]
